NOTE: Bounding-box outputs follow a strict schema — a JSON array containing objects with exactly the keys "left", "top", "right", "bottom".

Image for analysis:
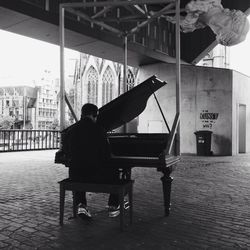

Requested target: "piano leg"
[
  {"left": 120, "top": 167, "right": 132, "bottom": 180},
  {"left": 160, "top": 168, "right": 173, "bottom": 216}
]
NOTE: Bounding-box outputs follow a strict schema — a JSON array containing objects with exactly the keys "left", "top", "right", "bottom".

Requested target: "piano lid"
[{"left": 97, "top": 75, "right": 167, "bottom": 131}]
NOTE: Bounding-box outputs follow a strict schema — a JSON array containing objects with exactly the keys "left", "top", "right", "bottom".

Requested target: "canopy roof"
[{"left": 0, "top": 0, "right": 249, "bottom": 66}]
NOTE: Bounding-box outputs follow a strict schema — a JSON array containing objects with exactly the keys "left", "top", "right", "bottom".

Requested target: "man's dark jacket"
[{"left": 63, "top": 117, "right": 111, "bottom": 175}]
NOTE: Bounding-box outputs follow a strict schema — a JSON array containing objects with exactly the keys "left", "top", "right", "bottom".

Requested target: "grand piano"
[{"left": 55, "top": 75, "right": 180, "bottom": 216}]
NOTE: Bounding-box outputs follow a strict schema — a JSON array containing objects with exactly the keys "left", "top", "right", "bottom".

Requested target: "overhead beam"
[
  {"left": 143, "top": 4, "right": 148, "bottom": 15},
  {"left": 124, "top": 5, "right": 146, "bottom": 18},
  {"left": 123, "top": 4, "right": 147, "bottom": 16},
  {"left": 91, "top": 6, "right": 113, "bottom": 19},
  {"left": 154, "top": 8, "right": 185, "bottom": 15},
  {"left": 127, "top": 2, "right": 175, "bottom": 35},
  {"left": 133, "top": 4, "right": 147, "bottom": 15},
  {"left": 95, "top": 15, "right": 147, "bottom": 23},
  {"left": 61, "top": 0, "right": 175, "bottom": 8},
  {"left": 67, "top": 7, "right": 124, "bottom": 36}
]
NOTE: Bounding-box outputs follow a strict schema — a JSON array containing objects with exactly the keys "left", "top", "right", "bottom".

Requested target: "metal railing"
[{"left": 0, "top": 129, "right": 60, "bottom": 152}]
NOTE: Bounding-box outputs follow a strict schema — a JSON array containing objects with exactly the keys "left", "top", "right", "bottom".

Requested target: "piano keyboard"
[
  {"left": 110, "top": 155, "right": 180, "bottom": 168},
  {"left": 111, "top": 155, "right": 159, "bottom": 160}
]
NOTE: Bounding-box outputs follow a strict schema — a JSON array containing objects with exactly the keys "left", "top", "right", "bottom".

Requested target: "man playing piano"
[
  {"left": 56, "top": 76, "right": 177, "bottom": 218},
  {"left": 64, "top": 103, "right": 122, "bottom": 219}
]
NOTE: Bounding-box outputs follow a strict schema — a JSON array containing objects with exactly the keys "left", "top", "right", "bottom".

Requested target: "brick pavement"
[{"left": 0, "top": 150, "right": 250, "bottom": 249}]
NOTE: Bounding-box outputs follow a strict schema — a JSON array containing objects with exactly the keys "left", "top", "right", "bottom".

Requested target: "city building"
[
  {"left": 35, "top": 79, "right": 60, "bottom": 130},
  {"left": 69, "top": 54, "right": 139, "bottom": 120},
  {"left": 0, "top": 79, "right": 60, "bottom": 130},
  {"left": 0, "top": 86, "right": 37, "bottom": 129},
  {"left": 0, "top": 54, "right": 138, "bottom": 130},
  {"left": 138, "top": 62, "right": 250, "bottom": 156},
  {"left": 197, "top": 44, "right": 230, "bottom": 69}
]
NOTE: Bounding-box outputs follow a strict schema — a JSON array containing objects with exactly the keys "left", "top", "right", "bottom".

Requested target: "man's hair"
[{"left": 81, "top": 103, "right": 98, "bottom": 119}]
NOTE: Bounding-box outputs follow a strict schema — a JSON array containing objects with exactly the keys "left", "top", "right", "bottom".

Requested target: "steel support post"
[
  {"left": 175, "top": 0, "right": 181, "bottom": 156},
  {"left": 59, "top": 5, "right": 66, "bottom": 131}
]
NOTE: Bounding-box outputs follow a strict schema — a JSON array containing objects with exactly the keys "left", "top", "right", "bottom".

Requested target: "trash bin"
[{"left": 194, "top": 130, "right": 212, "bottom": 156}]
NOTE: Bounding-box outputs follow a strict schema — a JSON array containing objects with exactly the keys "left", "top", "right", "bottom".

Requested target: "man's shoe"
[
  {"left": 123, "top": 200, "right": 130, "bottom": 210},
  {"left": 108, "top": 205, "right": 120, "bottom": 218},
  {"left": 77, "top": 204, "right": 92, "bottom": 219},
  {"left": 108, "top": 200, "right": 130, "bottom": 217}
]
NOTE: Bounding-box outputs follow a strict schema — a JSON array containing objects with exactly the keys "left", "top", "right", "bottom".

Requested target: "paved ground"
[{"left": 0, "top": 150, "right": 250, "bottom": 250}]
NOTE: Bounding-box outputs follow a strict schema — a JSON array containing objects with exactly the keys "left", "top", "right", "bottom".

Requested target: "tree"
[
  {"left": 0, "top": 115, "right": 15, "bottom": 129},
  {"left": 49, "top": 118, "right": 71, "bottom": 130},
  {"left": 50, "top": 119, "right": 60, "bottom": 130}
]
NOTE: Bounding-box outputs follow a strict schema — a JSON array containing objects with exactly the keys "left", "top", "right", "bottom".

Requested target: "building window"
[
  {"left": 102, "top": 66, "right": 114, "bottom": 105},
  {"left": 127, "top": 69, "right": 135, "bottom": 91},
  {"left": 86, "top": 66, "right": 98, "bottom": 105}
]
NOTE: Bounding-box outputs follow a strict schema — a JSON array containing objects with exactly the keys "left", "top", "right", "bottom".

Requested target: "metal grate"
[{"left": 0, "top": 129, "right": 60, "bottom": 152}]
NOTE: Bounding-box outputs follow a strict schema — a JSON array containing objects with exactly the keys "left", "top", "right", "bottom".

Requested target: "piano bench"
[{"left": 58, "top": 178, "right": 134, "bottom": 231}]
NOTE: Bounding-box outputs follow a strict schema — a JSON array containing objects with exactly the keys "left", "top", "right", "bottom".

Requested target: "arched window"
[
  {"left": 127, "top": 69, "right": 135, "bottom": 91},
  {"left": 102, "top": 66, "right": 114, "bottom": 105},
  {"left": 86, "top": 66, "right": 98, "bottom": 105}
]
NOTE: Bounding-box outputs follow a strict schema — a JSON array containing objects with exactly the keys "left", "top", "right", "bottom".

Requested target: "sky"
[
  {"left": 0, "top": 16, "right": 250, "bottom": 86},
  {"left": 230, "top": 16, "right": 250, "bottom": 76},
  {"left": 0, "top": 29, "right": 79, "bottom": 87}
]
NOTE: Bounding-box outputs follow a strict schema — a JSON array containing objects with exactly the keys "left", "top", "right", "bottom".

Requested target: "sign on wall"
[{"left": 200, "top": 110, "right": 219, "bottom": 129}]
